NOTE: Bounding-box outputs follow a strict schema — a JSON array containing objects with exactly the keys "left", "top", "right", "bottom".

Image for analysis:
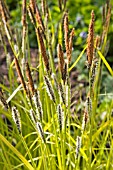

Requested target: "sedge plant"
[{"left": 0, "top": 0, "right": 113, "bottom": 170}]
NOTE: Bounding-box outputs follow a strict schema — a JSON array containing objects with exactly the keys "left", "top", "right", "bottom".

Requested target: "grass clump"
[{"left": 0, "top": 0, "right": 113, "bottom": 170}]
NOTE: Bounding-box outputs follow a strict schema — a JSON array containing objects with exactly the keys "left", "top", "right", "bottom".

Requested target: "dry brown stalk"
[
  {"left": 68, "top": 28, "right": 75, "bottom": 62},
  {"left": 14, "top": 57, "right": 28, "bottom": 94},
  {"left": 36, "top": 27, "right": 49, "bottom": 72},
  {"left": 26, "top": 62, "right": 35, "bottom": 95},
  {"left": 57, "top": 44, "right": 64, "bottom": 76},
  {"left": 64, "top": 12, "right": 70, "bottom": 63},
  {"left": 87, "top": 10, "right": 95, "bottom": 67}
]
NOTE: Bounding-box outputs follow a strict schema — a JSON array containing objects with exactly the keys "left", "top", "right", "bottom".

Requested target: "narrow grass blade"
[
  {"left": 0, "top": 134, "right": 34, "bottom": 170},
  {"left": 97, "top": 50, "right": 113, "bottom": 76},
  {"left": 80, "top": 148, "right": 88, "bottom": 162},
  {"left": 69, "top": 45, "right": 87, "bottom": 72},
  {"left": 92, "top": 121, "right": 110, "bottom": 141},
  {"left": 6, "top": 84, "right": 22, "bottom": 103}
]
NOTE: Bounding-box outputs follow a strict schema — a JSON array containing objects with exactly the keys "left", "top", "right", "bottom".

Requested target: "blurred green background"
[
  {"left": 5, "top": 0, "right": 113, "bottom": 49},
  {"left": 4, "top": 0, "right": 113, "bottom": 94}
]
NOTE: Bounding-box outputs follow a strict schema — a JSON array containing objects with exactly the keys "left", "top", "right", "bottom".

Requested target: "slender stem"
[
  {"left": 89, "top": 68, "right": 92, "bottom": 170},
  {"left": 20, "top": 134, "right": 36, "bottom": 168}
]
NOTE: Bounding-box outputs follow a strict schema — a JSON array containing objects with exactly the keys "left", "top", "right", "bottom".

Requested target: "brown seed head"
[
  {"left": 64, "top": 12, "right": 70, "bottom": 63},
  {"left": 87, "top": 10, "right": 95, "bottom": 66},
  {"left": 37, "top": 27, "right": 49, "bottom": 72},
  {"left": 57, "top": 44, "right": 64, "bottom": 75},
  {"left": 26, "top": 62, "right": 35, "bottom": 95},
  {"left": 14, "top": 57, "right": 28, "bottom": 94},
  {"left": 68, "top": 28, "right": 75, "bottom": 62}
]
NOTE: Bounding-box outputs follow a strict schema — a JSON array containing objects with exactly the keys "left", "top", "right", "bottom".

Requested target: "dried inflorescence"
[
  {"left": 29, "top": 0, "right": 44, "bottom": 29},
  {"left": 87, "top": 10, "right": 95, "bottom": 67},
  {"left": 14, "top": 57, "right": 28, "bottom": 95},
  {"left": 37, "top": 27, "right": 50, "bottom": 72},
  {"left": 64, "top": 12, "right": 70, "bottom": 62},
  {"left": 69, "top": 28, "right": 75, "bottom": 62},
  {"left": 26, "top": 62, "right": 35, "bottom": 95},
  {"left": 57, "top": 44, "right": 65, "bottom": 76},
  {"left": 64, "top": 12, "right": 75, "bottom": 63}
]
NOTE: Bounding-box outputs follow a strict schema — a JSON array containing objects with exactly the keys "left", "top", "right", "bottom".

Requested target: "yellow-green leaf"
[
  {"left": 0, "top": 134, "right": 34, "bottom": 170},
  {"left": 97, "top": 50, "right": 113, "bottom": 76},
  {"left": 69, "top": 45, "right": 87, "bottom": 72}
]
